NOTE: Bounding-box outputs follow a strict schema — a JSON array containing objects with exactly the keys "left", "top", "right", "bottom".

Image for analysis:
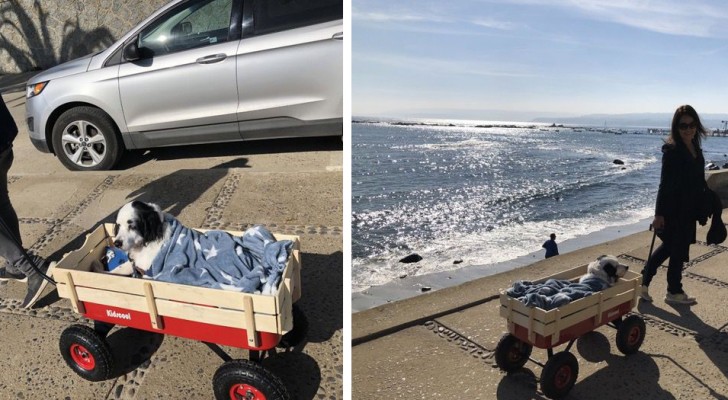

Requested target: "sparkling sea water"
[{"left": 352, "top": 119, "right": 728, "bottom": 293}]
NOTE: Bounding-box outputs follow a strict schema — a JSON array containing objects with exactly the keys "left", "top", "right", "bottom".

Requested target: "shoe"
[
  {"left": 0, "top": 267, "right": 27, "bottom": 283},
  {"left": 21, "top": 261, "right": 55, "bottom": 309},
  {"left": 664, "top": 292, "right": 697, "bottom": 305},
  {"left": 639, "top": 285, "right": 653, "bottom": 302}
]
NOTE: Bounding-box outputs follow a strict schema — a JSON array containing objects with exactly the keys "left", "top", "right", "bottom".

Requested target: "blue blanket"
[
  {"left": 146, "top": 216, "right": 293, "bottom": 294},
  {"left": 505, "top": 277, "right": 608, "bottom": 310}
]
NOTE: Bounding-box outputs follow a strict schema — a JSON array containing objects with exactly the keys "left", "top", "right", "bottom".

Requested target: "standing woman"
[{"left": 641, "top": 104, "right": 707, "bottom": 305}]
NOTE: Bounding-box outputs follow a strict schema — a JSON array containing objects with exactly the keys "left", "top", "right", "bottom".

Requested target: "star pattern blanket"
[
  {"left": 505, "top": 277, "right": 608, "bottom": 310},
  {"left": 145, "top": 216, "right": 293, "bottom": 294}
]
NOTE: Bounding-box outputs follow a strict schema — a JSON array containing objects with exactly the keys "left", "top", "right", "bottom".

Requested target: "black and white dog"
[
  {"left": 108, "top": 200, "right": 292, "bottom": 294},
  {"left": 110, "top": 201, "right": 169, "bottom": 276},
  {"left": 579, "top": 255, "right": 629, "bottom": 287}
]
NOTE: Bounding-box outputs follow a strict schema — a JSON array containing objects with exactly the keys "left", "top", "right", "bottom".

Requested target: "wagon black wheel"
[
  {"left": 59, "top": 324, "right": 114, "bottom": 381},
  {"left": 213, "top": 359, "right": 290, "bottom": 400},
  {"left": 616, "top": 315, "right": 646, "bottom": 355},
  {"left": 494, "top": 333, "right": 532, "bottom": 372},
  {"left": 540, "top": 351, "right": 578, "bottom": 399},
  {"left": 277, "top": 304, "right": 308, "bottom": 348}
]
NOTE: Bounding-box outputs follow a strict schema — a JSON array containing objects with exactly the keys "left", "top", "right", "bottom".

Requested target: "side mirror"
[{"left": 123, "top": 41, "right": 140, "bottom": 61}]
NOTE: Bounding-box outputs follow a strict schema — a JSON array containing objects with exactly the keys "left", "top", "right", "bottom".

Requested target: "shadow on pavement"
[
  {"left": 264, "top": 351, "right": 322, "bottom": 400},
  {"left": 115, "top": 136, "right": 342, "bottom": 170},
  {"left": 297, "top": 251, "right": 343, "bottom": 343},
  {"left": 106, "top": 327, "right": 165, "bottom": 377},
  {"left": 638, "top": 300, "right": 728, "bottom": 386}
]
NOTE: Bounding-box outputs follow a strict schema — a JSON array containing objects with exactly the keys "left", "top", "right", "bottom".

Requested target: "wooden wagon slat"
[
  {"left": 55, "top": 270, "right": 279, "bottom": 314},
  {"left": 244, "top": 296, "right": 258, "bottom": 347},
  {"left": 499, "top": 269, "right": 641, "bottom": 324},
  {"left": 144, "top": 282, "right": 163, "bottom": 330},
  {"left": 57, "top": 283, "right": 281, "bottom": 333},
  {"left": 501, "top": 290, "right": 634, "bottom": 337},
  {"left": 64, "top": 272, "right": 85, "bottom": 314}
]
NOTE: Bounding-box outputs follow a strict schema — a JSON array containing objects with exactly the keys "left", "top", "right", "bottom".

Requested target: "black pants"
[
  {"left": 640, "top": 238, "right": 689, "bottom": 294},
  {"left": 0, "top": 147, "right": 36, "bottom": 276}
]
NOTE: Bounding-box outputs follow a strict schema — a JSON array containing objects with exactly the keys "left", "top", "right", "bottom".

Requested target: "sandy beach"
[{"left": 352, "top": 215, "right": 653, "bottom": 312}]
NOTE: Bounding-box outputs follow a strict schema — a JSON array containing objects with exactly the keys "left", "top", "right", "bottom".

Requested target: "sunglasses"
[{"left": 678, "top": 122, "right": 697, "bottom": 130}]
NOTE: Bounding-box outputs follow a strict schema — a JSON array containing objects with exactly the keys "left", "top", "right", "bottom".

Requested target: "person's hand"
[{"left": 652, "top": 215, "right": 665, "bottom": 231}]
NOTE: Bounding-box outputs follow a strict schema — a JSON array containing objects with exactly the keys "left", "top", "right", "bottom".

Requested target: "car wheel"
[{"left": 52, "top": 106, "right": 124, "bottom": 171}]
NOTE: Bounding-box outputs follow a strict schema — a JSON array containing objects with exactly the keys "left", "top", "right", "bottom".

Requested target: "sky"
[{"left": 352, "top": 0, "right": 728, "bottom": 121}]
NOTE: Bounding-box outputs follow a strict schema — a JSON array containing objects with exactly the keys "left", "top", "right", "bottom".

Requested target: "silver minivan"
[{"left": 25, "top": 0, "right": 343, "bottom": 171}]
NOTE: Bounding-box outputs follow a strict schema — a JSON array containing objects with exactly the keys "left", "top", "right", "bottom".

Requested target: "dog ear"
[
  {"left": 603, "top": 263, "right": 617, "bottom": 277},
  {"left": 132, "top": 201, "right": 164, "bottom": 243}
]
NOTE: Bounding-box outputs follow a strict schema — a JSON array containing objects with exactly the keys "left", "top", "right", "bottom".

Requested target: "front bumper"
[{"left": 30, "top": 136, "right": 51, "bottom": 153}]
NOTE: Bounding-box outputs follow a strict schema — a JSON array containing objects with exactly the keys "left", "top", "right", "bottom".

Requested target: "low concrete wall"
[
  {"left": 0, "top": 0, "right": 168, "bottom": 73},
  {"left": 706, "top": 169, "right": 728, "bottom": 207}
]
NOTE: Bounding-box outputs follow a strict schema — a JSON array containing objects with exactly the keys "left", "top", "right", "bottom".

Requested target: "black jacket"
[
  {"left": 0, "top": 99, "right": 18, "bottom": 148},
  {"left": 655, "top": 140, "right": 705, "bottom": 256}
]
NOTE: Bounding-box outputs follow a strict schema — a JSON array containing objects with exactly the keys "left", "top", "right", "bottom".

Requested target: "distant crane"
[{"left": 722, "top": 120, "right": 728, "bottom": 132}]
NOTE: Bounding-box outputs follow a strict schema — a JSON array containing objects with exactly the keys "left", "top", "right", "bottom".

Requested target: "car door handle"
[
  {"left": 332, "top": 32, "right": 343, "bottom": 40},
  {"left": 196, "top": 54, "right": 227, "bottom": 64}
]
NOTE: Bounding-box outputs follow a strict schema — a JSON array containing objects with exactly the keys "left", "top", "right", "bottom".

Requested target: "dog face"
[
  {"left": 589, "top": 255, "right": 628, "bottom": 285},
  {"left": 113, "top": 201, "right": 165, "bottom": 252}
]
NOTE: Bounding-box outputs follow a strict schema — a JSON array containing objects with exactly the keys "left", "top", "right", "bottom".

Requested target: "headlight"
[{"left": 26, "top": 81, "right": 49, "bottom": 99}]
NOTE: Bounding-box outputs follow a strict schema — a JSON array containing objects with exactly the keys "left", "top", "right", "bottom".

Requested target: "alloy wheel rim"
[{"left": 61, "top": 120, "right": 107, "bottom": 168}]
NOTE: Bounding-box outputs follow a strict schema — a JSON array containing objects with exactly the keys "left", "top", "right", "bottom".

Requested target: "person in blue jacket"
[
  {"left": 0, "top": 96, "right": 51, "bottom": 308},
  {"left": 542, "top": 233, "right": 559, "bottom": 259}
]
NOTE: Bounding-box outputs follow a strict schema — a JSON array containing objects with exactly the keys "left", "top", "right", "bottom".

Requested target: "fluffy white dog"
[
  {"left": 108, "top": 201, "right": 292, "bottom": 294},
  {"left": 110, "top": 201, "right": 170, "bottom": 276},
  {"left": 579, "top": 255, "right": 628, "bottom": 287}
]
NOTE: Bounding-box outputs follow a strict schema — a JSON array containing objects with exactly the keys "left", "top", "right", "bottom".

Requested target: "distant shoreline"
[{"left": 352, "top": 215, "right": 652, "bottom": 312}]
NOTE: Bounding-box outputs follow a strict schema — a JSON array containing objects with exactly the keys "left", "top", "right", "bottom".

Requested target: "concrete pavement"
[
  {"left": 0, "top": 90, "right": 343, "bottom": 399},
  {"left": 353, "top": 216, "right": 728, "bottom": 399}
]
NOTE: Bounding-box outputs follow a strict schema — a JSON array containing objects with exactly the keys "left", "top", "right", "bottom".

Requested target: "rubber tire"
[
  {"left": 51, "top": 106, "right": 124, "bottom": 171},
  {"left": 494, "top": 333, "right": 532, "bottom": 372},
  {"left": 540, "top": 351, "right": 578, "bottom": 399},
  {"left": 213, "top": 359, "right": 290, "bottom": 400},
  {"left": 277, "top": 304, "right": 308, "bottom": 348},
  {"left": 59, "top": 324, "right": 114, "bottom": 382},
  {"left": 616, "top": 315, "right": 646, "bottom": 355}
]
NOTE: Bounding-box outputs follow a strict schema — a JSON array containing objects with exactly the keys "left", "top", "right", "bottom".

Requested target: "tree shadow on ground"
[{"left": 0, "top": 0, "right": 115, "bottom": 71}]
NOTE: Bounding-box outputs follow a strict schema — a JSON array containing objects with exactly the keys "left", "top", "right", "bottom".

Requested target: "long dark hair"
[{"left": 667, "top": 104, "right": 707, "bottom": 148}]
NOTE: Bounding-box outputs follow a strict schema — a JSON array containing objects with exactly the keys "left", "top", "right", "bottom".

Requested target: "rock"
[
  {"left": 420, "top": 286, "right": 432, "bottom": 292},
  {"left": 399, "top": 253, "right": 422, "bottom": 263},
  {"left": 399, "top": 274, "right": 408, "bottom": 279},
  {"left": 453, "top": 259, "right": 463, "bottom": 264},
  {"left": 613, "top": 159, "right": 624, "bottom": 165}
]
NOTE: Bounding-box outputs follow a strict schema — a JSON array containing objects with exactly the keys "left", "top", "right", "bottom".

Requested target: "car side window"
[
  {"left": 252, "top": 0, "right": 342, "bottom": 36},
  {"left": 138, "top": 0, "right": 234, "bottom": 57}
]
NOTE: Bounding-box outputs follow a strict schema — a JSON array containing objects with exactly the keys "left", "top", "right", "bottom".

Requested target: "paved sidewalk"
[
  {"left": 353, "top": 218, "right": 728, "bottom": 399},
  {"left": 0, "top": 91, "right": 343, "bottom": 399}
]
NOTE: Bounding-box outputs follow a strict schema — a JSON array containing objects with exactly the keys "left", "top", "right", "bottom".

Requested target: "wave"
[{"left": 351, "top": 206, "right": 653, "bottom": 292}]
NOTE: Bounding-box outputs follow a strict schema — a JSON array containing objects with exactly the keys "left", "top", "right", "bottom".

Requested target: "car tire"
[{"left": 52, "top": 106, "right": 124, "bottom": 171}]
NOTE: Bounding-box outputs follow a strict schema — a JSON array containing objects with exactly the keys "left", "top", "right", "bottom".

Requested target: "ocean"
[{"left": 352, "top": 118, "right": 728, "bottom": 293}]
